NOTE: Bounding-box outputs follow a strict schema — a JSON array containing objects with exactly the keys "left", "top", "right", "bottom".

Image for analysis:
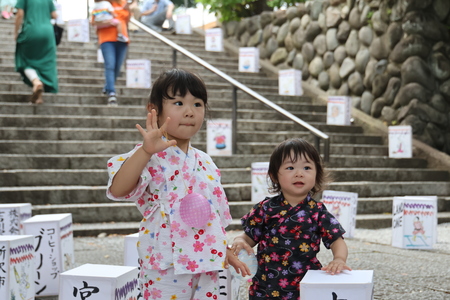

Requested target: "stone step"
[
  {"left": 0, "top": 127, "right": 381, "bottom": 146},
  {"left": 0, "top": 55, "right": 258, "bottom": 74},
  {"left": 16, "top": 212, "right": 450, "bottom": 236},
  {"left": 0, "top": 70, "right": 279, "bottom": 87},
  {"left": 0, "top": 63, "right": 276, "bottom": 81},
  {"left": 0, "top": 153, "right": 427, "bottom": 170},
  {"left": 0, "top": 114, "right": 363, "bottom": 134},
  {"left": 0, "top": 106, "right": 326, "bottom": 123},
  {"left": 0, "top": 97, "right": 327, "bottom": 111},
  {"left": 68, "top": 209, "right": 450, "bottom": 236},
  {"left": 2, "top": 181, "right": 449, "bottom": 204},
  {"left": 0, "top": 49, "right": 242, "bottom": 66},
  {"left": 27, "top": 196, "right": 450, "bottom": 225},
  {"left": 0, "top": 90, "right": 314, "bottom": 106},
  {"left": 0, "top": 80, "right": 280, "bottom": 96},
  {"left": 0, "top": 140, "right": 385, "bottom": 155},
  {"left": 0, "top": 168, "right": 446, "bottom": 187}
]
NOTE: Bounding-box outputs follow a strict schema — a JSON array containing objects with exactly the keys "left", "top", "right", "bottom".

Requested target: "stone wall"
[{"left": 221, "top": 0, "right": 450, "bottom": 155}]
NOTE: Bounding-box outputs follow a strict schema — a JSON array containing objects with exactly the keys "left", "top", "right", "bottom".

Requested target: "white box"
[
  {"left": 0, "top": 203, "right": 32, "bottom": 235},
  {"left": 206, "top": 119, "right": 232, "bottom": 156},
  {"left": 0, "top": 235, "right": 35, "bottom": 300},
  {"left": 327, "top": 96, "right": 352, "bottom": 125},
  {"left": 124, "top": 233, "right": 139, "bottom": 267},
  {"left": 59, "top": 264, "right": 139, "bottom": 300},
  {"left": 239, "top": 47, "right": 259, "bottom": 73},
  {"left": 175, "top": 14, "right": 192, "bottom": 34},
  {"left": 67, "top": 19, "right": 90, "bottom": 43},
  {"left": 205, "top": 28, "right": 223, "bottom": 52},
  {"left": 278, "top": 69, "right": 303, "bottom": 96},
  {"left": 97, "top": 48, "right": 104, "bottom": 63},
  {"left": 126, "top": 59, "right": 151, "bottom": 88},
  {"left": 392, "top": 196, "right": 437, "bottom": 249},
  {"left": 388, "top": 125, "right": 412, "bottom": 158},
  {"left": 251, "top": 162, "right": 275, "bottom": 202},
  {"left": 300, "top": 270, "right": 374, "bottom": 300},
  {"left": 321, "top": 190, "right": 358, "bottom": 238},
  {"left": 23, "top": 214, "right": 75, "bottom": 296}
]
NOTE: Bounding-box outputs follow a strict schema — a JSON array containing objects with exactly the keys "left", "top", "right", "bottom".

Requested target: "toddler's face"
[
  {"left": 276, "top": 152, "right": 317, "bottom": 204},
  {"left": 152, "top": 90, "right": 205, "bottom": 143}
]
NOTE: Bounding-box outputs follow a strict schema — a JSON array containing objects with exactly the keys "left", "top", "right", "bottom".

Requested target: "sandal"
[{"left": 30, "top": 81, "right": 44, "bottom": 104}]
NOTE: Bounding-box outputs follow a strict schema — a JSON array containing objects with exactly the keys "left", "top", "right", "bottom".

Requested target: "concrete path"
[{"left": 43, "top": 224, "right": 450, "bottom": 300}]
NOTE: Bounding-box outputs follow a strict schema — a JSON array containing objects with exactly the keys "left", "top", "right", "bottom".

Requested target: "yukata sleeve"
[
  {"left": 317, "top": 202, "right": 346, "bottom": 249},
  {"left": 241, "top": 200, "right": 268, "bottom": 244},
  {"left": 106, "top": 144, "right": 152, "bottom": 202}
]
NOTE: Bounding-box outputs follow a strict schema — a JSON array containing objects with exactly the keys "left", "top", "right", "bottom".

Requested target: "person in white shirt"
[{"left": 140, "top": 0, "right": 174, "bottom": 32}]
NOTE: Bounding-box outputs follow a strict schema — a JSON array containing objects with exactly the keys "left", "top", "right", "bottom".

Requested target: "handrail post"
[
  {"left": 172, "top": 49, "right": 177, "bottom": 68},
  {"left": 314, "top": 135, "right": 320, "bottom": 155},
  {"left": 323, "top": 138, "right": 330, "bottom": 163},
  {"left": 232, "top": 86, "right": 238, "bottom": 155}
]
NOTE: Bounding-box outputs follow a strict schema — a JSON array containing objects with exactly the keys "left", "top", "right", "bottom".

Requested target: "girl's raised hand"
[{"left": 136, "top": 109, "right": 177, "bottom": 155}]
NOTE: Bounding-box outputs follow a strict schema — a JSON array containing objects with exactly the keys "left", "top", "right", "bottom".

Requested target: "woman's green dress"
[{"left": 15, "top": 0, "right": 58, "bottom": 93}]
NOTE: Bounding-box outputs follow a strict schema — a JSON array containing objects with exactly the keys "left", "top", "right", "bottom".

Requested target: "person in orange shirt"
[{"left": 92, "top": 0, "right": 130, "bottom": 106}]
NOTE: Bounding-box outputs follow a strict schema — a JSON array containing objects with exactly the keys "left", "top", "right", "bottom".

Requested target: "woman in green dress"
[{"left": 14, "top": 0, "right": 58, "bottom": 104}]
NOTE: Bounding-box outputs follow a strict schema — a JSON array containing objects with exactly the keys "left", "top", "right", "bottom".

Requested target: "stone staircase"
[{"left": 1, "top": 19, "right": 449, "bottom": 236}]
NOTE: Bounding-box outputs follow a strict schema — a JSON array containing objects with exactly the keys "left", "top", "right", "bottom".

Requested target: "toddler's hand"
[
  {"left": 225, "top": 249, "right": 252, "bottom": 278},
  {"left": 321, "top": 258, "right": 352, "bottom": 275},
  {"left": 231, "top": 237, "right": 254, "bottom": 256},
  {"left": 136, "top": 109, "right": 176, "bottom": 155}
]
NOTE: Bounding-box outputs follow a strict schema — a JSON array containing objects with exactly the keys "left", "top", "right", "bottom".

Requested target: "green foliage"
[
  {"left": 195, "top": 0, "right": 304, "bottom": 22},
  {"left": 267, "top": 0, "right": 303, "bottom": 8}
]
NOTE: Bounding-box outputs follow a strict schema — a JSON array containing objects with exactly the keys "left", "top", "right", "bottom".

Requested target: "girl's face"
[
  {"left": 276, "top": 152, "right": 317, "bottom": 205},
  {"left": 149, "top": 90, "right": 205, "bottom": 147}
]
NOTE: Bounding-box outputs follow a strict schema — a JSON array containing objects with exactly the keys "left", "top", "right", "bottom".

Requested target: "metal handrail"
[{"left": 130, "top": 18, "right": 330, "bottom": 161}]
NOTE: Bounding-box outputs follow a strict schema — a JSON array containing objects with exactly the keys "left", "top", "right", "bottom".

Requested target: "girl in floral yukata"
[
  {"left": 106, "top": 69, "right": 249, "bottom": 300},
  {"left": 231, "top": 138, "right": 352, "bottom": 300}
]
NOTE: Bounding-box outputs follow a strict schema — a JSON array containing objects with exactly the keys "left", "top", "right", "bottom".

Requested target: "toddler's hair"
[
  {"left": 148, "top": 69, "right": 208, "bottom": 115},
  {"left": 267, "top": 138, "right": 330, "bottom": 196}
]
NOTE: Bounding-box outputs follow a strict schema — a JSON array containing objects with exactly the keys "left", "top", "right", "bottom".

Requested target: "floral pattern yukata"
[
  {"left": 106, "top": 141, "right": 232, "bottom": 297},
  {"left": 241, "top": 194, "right": 345, "bottom": 300}
]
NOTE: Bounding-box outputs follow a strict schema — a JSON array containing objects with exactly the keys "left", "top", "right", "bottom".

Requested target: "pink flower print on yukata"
[
  {"left": 186, "top": 260, "right": 199, "bottom": 272},
  {"left": 168, "top": 155, "right": 180, "bottom": 165},
  {"left": 169, "top": 192, "right": 178, "bottom": 201},
  {"left": 156, "top": 151, "right": 167, "bottom": 159},
  {"left": 199, "top": 181, "right": 207, "bottom": 190},
  {"left": 213, "top": 187, "right": 222, "bottom": 197},
  {"left": 179, "top": 229, "right": 188, "bottom": 238},
  {"left": 148, "top": 167, "right": 158, "bottom": 177},
  {"left": 216, "top": 169, "right": 221, "bottom": 177},
  {"left": 204, "top": 234, "right": 216, "bottom": 246},
  {"left": 172, "top": 221, "right": 181, "bottom": 232},
  {"left": 177, "top": 254, "right": 189, "bottom": 265},
  {"left": 149, "top": 287, "right": 163, "bottom": 299},
  {"left": 152, "top": 173, "right": 165, "bottom": 184},
  {"left": 193, "top": 241, "right": 205, "bottom": 252}
]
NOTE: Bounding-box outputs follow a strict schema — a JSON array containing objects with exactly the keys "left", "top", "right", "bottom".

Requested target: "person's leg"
[
  {"left": 144, "top": 10, "right": 167, "bottom": 32},
  {"left": 100, "top": 42, "right": 117, "bottom": 95},
  {"left": 113, "top": 42, "right": 128, "bottom": 85},
  {"left": 24, "top": 68, "right": 44, "bottom": 104}
]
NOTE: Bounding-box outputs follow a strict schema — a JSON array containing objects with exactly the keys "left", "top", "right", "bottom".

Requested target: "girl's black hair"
[
  {"left": 148, "top": 69, "right": 208, "bottom": 114},
  {"left": 267, "top": 138, "right": 329, "bottom": 196}
]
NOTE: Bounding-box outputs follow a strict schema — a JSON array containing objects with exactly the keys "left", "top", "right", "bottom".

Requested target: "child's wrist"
[{"left": 140, "top": 146, "right": 153, "bottom": 156}]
